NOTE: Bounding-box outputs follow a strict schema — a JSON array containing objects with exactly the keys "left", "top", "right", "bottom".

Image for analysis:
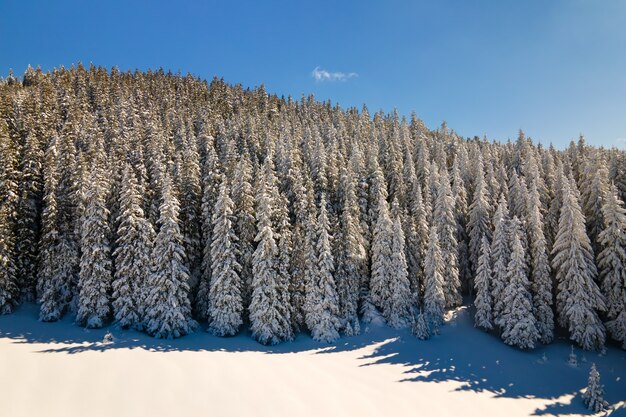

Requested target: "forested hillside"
[{"left": 0, "top": 65, "right": 624, "bottom": 351}]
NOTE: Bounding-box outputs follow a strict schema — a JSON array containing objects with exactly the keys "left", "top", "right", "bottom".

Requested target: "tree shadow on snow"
[
  {"left": 0, "top": 302, "right": 395, "bottom": 356},
  {"left": 352, "top": 307, "right": 626, "bottom": 417},
  {"left": 1, "top": 303, "right": 625, "bottom": 416}
]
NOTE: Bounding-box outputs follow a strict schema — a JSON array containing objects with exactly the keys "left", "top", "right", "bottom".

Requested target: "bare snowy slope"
[{"left": 1, "top": 303, "right": 624, "bottom": 417}]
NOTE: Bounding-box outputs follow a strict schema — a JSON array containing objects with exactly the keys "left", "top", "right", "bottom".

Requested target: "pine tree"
[
  {"left": 370, "top": 192, "right": 394, "bottom": 322},
  {"left": 527, "top": 180, "right": 554, "bottom": 344},
  {"left": 597, "top": 184, "right": 626, "bottom": 319},
  {"left": 546, "top": 163, "right": 566, "bottom": 253},
  {"left": 0, "top": 125, "right": 19, "bottom": 313},
  {"left": 452, "top": 156, "right": 471, "bottom": 294},
  {"left": 335, "top": 168, "right": 365, "bottom": 335},
  {"left": 599, "top": 184, "right": 626, "bottom": 346},
  {"left": 38, "top": 137, "right": 71, "bottom": 321},
  {"left": 491, "top": 194, "right": 511, "bottom": 324},
  {"left": 179, "top": 135, "right": 203, "bottom": 294},
  {"left": 434, "top": 168, "right": 461, "bottom": 307},
  {"left": 274, "top": 189, "right": 294, "bottom": 337},
  {"left": 412, "top": 311, "right": 430, "bottom": 340},
  {"left": 249, "top": 160, "right": 292, "bottom": 345},
  {"left": 55, "top": 134, "right": 80, "bottom": 312},
  {"left": 367, "top": 153, "right": 388, "bottom": 231},
  {"left": 76, "top": 169, "right": 112, "bottom": 328},
  {"left": 306, "top": 194, "right": 341, "bottom": 342},
  {"left": 143, "top": 174, "right": 195, "bottom": 339},
  {"left": 196, "top": 141, "right": 222, "bottom": 321},
  {"left": 15, "top": 133, "right": 43, "bottom": 301},
  {"left": 387, "top": 199, "right": 413, "bottom": 328},
  {"left": 582, "top": 363, "right": 609, "bottom": 412},
  {"left": 552, "top": 178, "right": 606, "bottom": 350},
  {"left": 290, "top": 174, "right": 312, "bottom": 331},
  {"left": 581, "top": 154, "right": 609, "bottom": 252},
  {"left": 112, "top": 164, "right": 155, "bottom": 330},
  {"left": 500, "top": 218, "right": 539, "bottom": 349},
  {"left": 474, "top": 236, "right": 493, "bottom": 330},
  {"left": 0, "top": 205, "right": 18, "bottom": 314},
  {"left": 208, "top": 180, "right": 243, "bottom": 336},
  {"left": 468, "top": 156, "right": 491, "bottom": 274},
  {"left": 508, "top": 171, "right": 528, "bottom": 221},
  {"left": 409, "top": 183, "right": 429, "bottom": 301},
  {"left": 231, "top": 156, "right": 256, "bottom": 315},
  {"left": 303, "top": 178, "right": 323, "bottom": 330},
  {"left": 423, "top": 226, "right": 446, "bottom": 332},
  {"left": 425, "top": 161, "right": 440, "bottom": 222}
]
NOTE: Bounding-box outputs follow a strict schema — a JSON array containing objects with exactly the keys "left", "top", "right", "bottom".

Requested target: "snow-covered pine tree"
[
  {"left": 468, "top": 155, "right": 492, "bottom": 274},
  {"left": 580, "top": 153, "right": 609, "bottom": 252},
  {"left": 582, "top": 363, "right": 609, "bottom": 412},
  {"left": 370, "top": 192, "right": 394, "bottom": 322},
  {"left": 552, "top": 177, "right": 606, "bottom": 350},
  {"left": 485, "top": 161, "right": 501, "bottom": 214},
  {"left": 527, "top": 180, "right": 554, "bottom": 344},
  {"left": 335, "top": 167, "right": 365, "bottom": 336},
  {"left": 55, "top": 133, "right": 81, "bottom": 312},
  {"left": 410, "top": 183, "right": 429, "bottom": 301},
  {"left": 387, "top": 198, "right": 414, "bottom": 328},
  {"left": 425, "top": 161, "right": 440, "bottom": 222},
  {"left": 231, "top": 155, "right": 256, "bottom": 315},
  {"left": 143, "top": 174, "right": 195, "bottom": 339},
  {"left": 249, "top": 159, "right": 292, "bottom": 345},
  {"left": 0, "top": 121, "right": 19, "bottom": 216},
  {"left": 208, "top": 179, "right": 243, "bottom": 336},
  {"left": 401, "top": 159, "right": 421, "bottom": 304},
  {"left": 303, "top": 178, "right": 324, "bottom": 329},
  {"left": 474, "top": 236, "right": 493, "bottom": 330},
  {"left": 500, "top": 217, "right": 539, "bottom": 349},
  {"left": 350, "top": 146, "right": 371, "bottom": 262},
  {"left": 311, "top": 129, "right": 328, "bottom": 200},
  {"left": 0, "top": 205, "right": 18, "bottom": 314},
  {"left": 289, "top": 173, "right": 312, "bottom": 331},
  {"left": 178, "top": 134, "right": 203, "bottom": 295},
  {"left": 423, "top": 225, "right": 446, "bottom": 332},
  {"left": 76, "top": 169, "right": 112, "bottom": 328},
  {"left": 608, "top": 152, "right": 626, "bottom": 203},
  {"left": 434, "top": 168, "right": 461, "bottom": 308},
  {"left": 195, "top": 140, "right": 222, "bottom": 321},
  {"left": 452, "top": 156, "right": 471, "bottom": 295},
  {"left": 599, "top": 184, "right": 626, "bottom": 347},
  {"left": 274, "top": 188, "right": 294, "bottom": 336},
  {"left": 546, "top": 162, "right": 566, "bottom": 255},
  {"left": 112, "top": 164, "right": 155, "bottom": 329},
  {"left": 415, "top": 138, "right": 430, "bottom": 193},
  {"left": 15, "top": 133, "right": 43, "bottom": 301},
  {"left": 491, "top": 194, "right": 511, "bottom": 325},
  {"left": 367, "top": 152, "right": 388, "bottom": 231},
  {"left": 0, "top": 125, "right": 19, "bottom": 313},
  {"left": 306, "top": 194, "right": 341, "bottom": 342},
  {"left": 38, "top": 137, "right": 71, "bottom": 321},
  {"left": 508, "top": 171, "right": 528, "bottom": 221},
  {"left": 412, "top": 311, "right": 430, "bottom": 340}
]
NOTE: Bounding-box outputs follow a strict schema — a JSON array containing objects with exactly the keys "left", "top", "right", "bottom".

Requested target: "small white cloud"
[
  {"left": 615, "top": 138, "right": 626, "bottom": 148},
  {"left": 311, "top": 66, "right": 358, "bottom": 82}
]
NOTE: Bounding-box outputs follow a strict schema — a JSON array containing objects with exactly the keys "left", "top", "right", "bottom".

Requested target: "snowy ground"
[{"left": 1, "top": 304, "right": 625, "bottom": 417}]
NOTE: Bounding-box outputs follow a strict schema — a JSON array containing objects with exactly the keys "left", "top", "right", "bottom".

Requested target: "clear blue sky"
[{"left": 1, "top": 0, "right": 624, "bottom": 149}]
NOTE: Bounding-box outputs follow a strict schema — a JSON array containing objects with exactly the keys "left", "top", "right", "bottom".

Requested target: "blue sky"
[{"left": 1, "top": 0, "right": 624, "bottom": 149}]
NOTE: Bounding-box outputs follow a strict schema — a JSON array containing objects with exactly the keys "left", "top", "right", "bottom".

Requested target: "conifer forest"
[{"left": 1, "top": 64, "right": 626, "bottom": 354}]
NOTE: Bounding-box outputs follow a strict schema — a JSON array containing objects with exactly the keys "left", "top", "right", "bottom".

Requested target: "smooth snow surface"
[{"left": 1, "top": 304, "right": 625, "bottom": 417}]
